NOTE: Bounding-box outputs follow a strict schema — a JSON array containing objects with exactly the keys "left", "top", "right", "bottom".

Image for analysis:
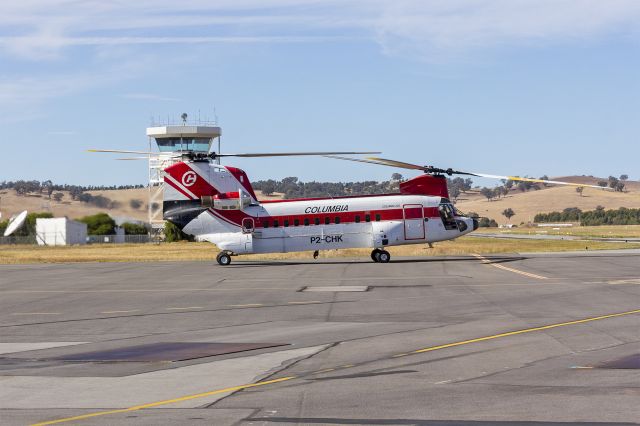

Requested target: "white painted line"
[
  {"left": 166, "top": 307, "right": 204, "bottom": 310},
  {"left": 302, "top": 286, "right": 369, "bottom": 292},
  {"left": 0, "top": 342, "right": 88, "bottom": 355},
  {"left": 228, "top": 304, "right": 263, "bottom": 308}
]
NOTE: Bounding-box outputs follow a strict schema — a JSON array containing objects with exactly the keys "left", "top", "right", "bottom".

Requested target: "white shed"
[{"left": 36, "top": 218, "right": 87, "bottom": 246}]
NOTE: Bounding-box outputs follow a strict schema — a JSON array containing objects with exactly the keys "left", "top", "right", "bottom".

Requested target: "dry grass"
[
  {"left": 491, "top": 225, "right": 640, "bottom": 238},
  {"left": 0, "top": 238, "right": 635, "bottom": 264}
]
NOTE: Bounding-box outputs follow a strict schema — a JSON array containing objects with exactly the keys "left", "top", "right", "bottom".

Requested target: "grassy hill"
[
  {"left": 456, "top": 179, "right": 640, "bottom": 225},
  {"left": 1, "top": 176, "right": 637, "bottom": 226}
]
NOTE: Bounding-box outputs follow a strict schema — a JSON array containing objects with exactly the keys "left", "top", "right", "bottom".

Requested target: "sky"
[{"left": 1, "top": 0, "right": 639, "bottom": 186}]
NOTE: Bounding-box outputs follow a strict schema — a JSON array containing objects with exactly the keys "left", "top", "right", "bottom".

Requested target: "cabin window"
[
  {"left": 304, "top": 218, "right": 310, "bottom": 226},
  {"left": 375, "top": 214, "right": 381, "bottom": 222},
  {"left": 355, "top": 215, "right": 361, "bottom": 223},
  {"left": 294, "top": 219, "right": 300, "bottom": 226},
  {"left": 284, "top": 219, "right": 290, "bottom": 227},
  {"left": 365, "top": 214, "right": 371, "bottom": 222},
  {"left": 273, "top": 220, "right": 279, "bottom": 228},
  {"left": 335, "top": 216, "right": 340, "bottom": 224},
  {"left": 439, "top": 204, "right": 459, "bottom": 230},
  {"left": 325, "top": 217, "right": 330, "bottom": 225},
  {"left": 263, "top": 221, "right": 269, "bottom": 228},
  {"left": 314, "top": 218, "right": 320, "bottom": 225}
]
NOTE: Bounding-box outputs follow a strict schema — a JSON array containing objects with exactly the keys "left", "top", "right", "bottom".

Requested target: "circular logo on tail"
[{"left": 182, "top": 171, "right": 197, "bottom": 187}]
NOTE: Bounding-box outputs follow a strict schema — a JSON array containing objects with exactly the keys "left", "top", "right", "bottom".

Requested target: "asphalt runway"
[{"left": 1, "top": 250, "right": 640, "bottom": 426}]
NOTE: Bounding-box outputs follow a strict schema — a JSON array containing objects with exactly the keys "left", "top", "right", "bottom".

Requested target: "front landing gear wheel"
[
  {"left": 371, "top": 249, "right": 381, "bottom": 262},
  {"left": 377, "top": 250, "right": 391, "bottom": 263},
  {"left": 216, "top": 252, "right": 231, "bottom": 266}
]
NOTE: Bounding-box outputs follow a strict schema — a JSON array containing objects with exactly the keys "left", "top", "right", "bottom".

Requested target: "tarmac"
[{"left": 1, "top": 250, "right": 640, "bottom": 425}]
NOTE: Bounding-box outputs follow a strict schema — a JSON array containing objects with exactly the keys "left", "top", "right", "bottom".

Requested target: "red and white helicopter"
[{"left": 92, "top": 149, "right": 606, "bottom": 265}]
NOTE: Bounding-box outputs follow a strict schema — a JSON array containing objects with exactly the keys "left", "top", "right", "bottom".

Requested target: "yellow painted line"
[
  {"left": 408, "top": 308, "right": 640, "bottom": 356},
  {"left": 166, "top": 306, "right": 204, "bottom": 310},
  {"left": 228, "top": 303, "right": 263, "bottom": 308},
  {"left": 287, "top": 301, "right": 322, "bottom": 305},
  {"left": 313, "top": 368, "right": 336, "bottom": 374},
  {"left": 11, "top": 312, "right": 60, "bottom": 315},
  {"left": 30, "top": 376, "right": 295, "bottom": 426},
  {"left": 473, "top": 254, "right": 548, "bottom": 280},
  {"left": 101, "top": 310, "right": 140, "bottom": 314}
]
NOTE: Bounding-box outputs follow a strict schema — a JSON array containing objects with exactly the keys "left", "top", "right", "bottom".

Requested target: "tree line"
[{"left": 535, "top": 206, "right": 640, "bottom": 226}]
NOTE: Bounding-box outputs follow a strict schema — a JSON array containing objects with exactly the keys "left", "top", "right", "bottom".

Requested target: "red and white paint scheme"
[{"left": 162, "top": 160, "right": 478, "bottom": 265}]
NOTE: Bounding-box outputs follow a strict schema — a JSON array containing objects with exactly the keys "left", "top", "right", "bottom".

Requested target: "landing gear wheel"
[
  {"left": 216, "top": 252, "right": 231, "bottom": 266},
  {"left": 377, "top": 250, "right": 391, "bottom": 263},
  {"left": 371, "top": 249, "right": 381, "bottom": 262}
]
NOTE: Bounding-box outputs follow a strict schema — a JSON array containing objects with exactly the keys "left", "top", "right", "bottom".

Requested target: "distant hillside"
[
  {"left": 1, "top": 175, "right": 637, "bottom": 226},
  {"left": 456, "top": 176, "right": 640, "bottom": 225}
]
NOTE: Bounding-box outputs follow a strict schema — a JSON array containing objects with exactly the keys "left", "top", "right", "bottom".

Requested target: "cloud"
[{"left": 1, "top": 0, "right": 639, "bottom": 61}]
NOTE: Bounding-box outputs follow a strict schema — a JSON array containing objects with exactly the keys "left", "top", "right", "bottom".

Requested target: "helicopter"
[{"left": 91, "top": 148, "right": 607, "bottom": 265}]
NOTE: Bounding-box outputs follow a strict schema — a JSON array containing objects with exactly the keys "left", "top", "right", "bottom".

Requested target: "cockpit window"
[{"left": 439, "top": 204, "right": 459, "bottom": 230}]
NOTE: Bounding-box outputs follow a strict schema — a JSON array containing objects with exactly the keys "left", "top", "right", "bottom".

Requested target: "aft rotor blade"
[
  {"left": 114, "top": 157, "right": 150, "bottom": 160},
  {"left": 88, "top": 149, "right": 161, "bottom": 155},
  {"left": 215, "top": 151, "right": 381, "bottom": 158}
]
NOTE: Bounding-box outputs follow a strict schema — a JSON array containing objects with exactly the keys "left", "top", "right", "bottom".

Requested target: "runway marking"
[
  {"left": 101, "top": 310, "right": 140, "bottom": 314},
  {"left": 287, "top": 301, "right": 322, "bottom": 305},
  {"left": 30, "top": 307, "right": 640, "bottom": 426},
  {"left": 313, "top": 368, "right": 336, "bottom": 374},
  {"left": 408, "top": 308, "right": 640, "bottom": 356},
  {"left": 166, "top": 306, "right": 204, "bottom": 310},
  {"left": 29, "top": 376, "right": 295, "bottom": 426},
  {"left": 473, "top": 254, "right": 548, "bottom": 280},
  {"left": 228, "top": 303, "right": 264, "bottom": 308},
  {"left": 11, "top": 312, "right": 60, "bottom": 316}
]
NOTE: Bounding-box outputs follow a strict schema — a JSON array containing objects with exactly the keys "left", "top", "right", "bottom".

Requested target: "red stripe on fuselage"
[{"left": 165, "top": 176, "right": 196, "bottom": 200}]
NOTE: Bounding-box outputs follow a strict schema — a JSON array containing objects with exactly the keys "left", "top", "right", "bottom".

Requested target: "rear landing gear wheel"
[
  {"left": 371, "top": 249, "right": 381, "bottom": 262},
  {"left": 378, "top": 250, "right": 391, "bottom": 263},
  {"left": 216, "top": 252, "right": 231, "bottom": 266}
]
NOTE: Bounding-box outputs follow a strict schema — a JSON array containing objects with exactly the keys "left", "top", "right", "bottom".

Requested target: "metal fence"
[{"left": 0, "top": 234, "right": 154, "bottom": 245}]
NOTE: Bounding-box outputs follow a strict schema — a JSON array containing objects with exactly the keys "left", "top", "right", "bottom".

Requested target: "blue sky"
[{"left": 1, "top": 0, "right": 639, "bottom": 186}]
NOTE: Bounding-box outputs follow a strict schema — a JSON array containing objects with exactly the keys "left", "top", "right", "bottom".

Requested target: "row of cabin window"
[{"left": 263, "top": 213, "right": 381, "bottom": 228}]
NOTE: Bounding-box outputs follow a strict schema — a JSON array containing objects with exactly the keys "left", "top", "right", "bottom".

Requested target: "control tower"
[{"left": 146, "top": 121, "right": 222, "bottom": 233}]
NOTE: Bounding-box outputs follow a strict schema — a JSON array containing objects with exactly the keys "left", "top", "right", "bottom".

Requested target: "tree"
[
  {"left": 597, "top": 181, "right": 608, "bottom": 188},
  {"left": 391, "top": 173, "right": 403, "bottom": 182},
  {"left": 608, "top": 176, "right": 619, "bottom": 190},
  {"left": 53, "top": 192, "right": 64, "bottom": 202},
  {"left": 502, "top": 208, "right": 515, "bottom": 223},
  {"left": 122, "top": 222, "right": 148, "bottom": 235},
  {"left": 260, "top": 180, "right": 276, "bottom": 196},
  {"left": 78, "top": 213, "right": 116, "bottom": 235},
  {"left": 449, "top": 185, "right": 461, "bottom": 202},
  {"left": 539, "top": 175, "right": 549, "bottom": 187},
  {"left": 164, "top": 221, "right": 193, "bottom": 242},
  {"left": 575, "top": 186, "right": 584, "bottom": 197},
  {"left": 42, "top": 180, "right": 53, "bottom": 199},
  {"left": 480, "top": 187, "right": 494, "bottom": 201},
  {"left": 129, "top": 199, "right": 143, "bottom": 210},
  {"left": 615, "top": 182, "right": 625, "bottom": 192},
  {"left": 620, "top": 174, "right": 628, "bottom": 181}
]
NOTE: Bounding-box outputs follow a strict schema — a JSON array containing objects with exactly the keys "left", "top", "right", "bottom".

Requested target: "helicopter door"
[
  {"left": 241, "top": 218, "right": 255, "bottom": 234},
  {"left": 403, "top": 204, "right": 425, "bottom": 240}
]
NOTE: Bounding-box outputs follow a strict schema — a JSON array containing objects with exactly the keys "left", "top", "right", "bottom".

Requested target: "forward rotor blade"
[
  {"left": 216, "top": 151, "right": 381, "bottom": 158},
  {"left": 470, "top": 173, "right": 609, "bottom": 189},
  {"left": 365, "top": 157, "right": 427, "bottom": 171},
  {"left": 323, "top": 155, "right": 397, "bottom": 166}
]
